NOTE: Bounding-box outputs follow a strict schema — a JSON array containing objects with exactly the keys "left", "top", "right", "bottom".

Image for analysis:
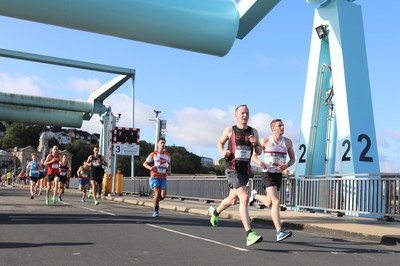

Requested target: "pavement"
[{"left": 101, "top": 193, "right": 400, "bottom": 247}]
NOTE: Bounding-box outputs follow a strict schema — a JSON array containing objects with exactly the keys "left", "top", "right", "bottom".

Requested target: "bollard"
[
  {"left": 115, "top": 170, "right": 123, "bottom": 195},
  {"left": 103, "top": 173, "right": 112, "bottom": 195}
]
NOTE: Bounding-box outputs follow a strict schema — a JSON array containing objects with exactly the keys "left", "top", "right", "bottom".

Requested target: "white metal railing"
[
  {"left": 68, "top": 174, "right": 400, "bottom": 218},
  {"left": 293, "top": 175, "right": 400, "bottom": 217}
]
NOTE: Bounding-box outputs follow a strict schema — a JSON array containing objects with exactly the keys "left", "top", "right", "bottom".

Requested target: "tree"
[
  {"left": 47, "top": 137, "right": 60, "bottom": 149},
  {"left": 0, "top": 123, "right": 43, "bottom": 149},
  {"left": 118, "top": 141, "right": 222, "bottom": 177},
  {"left": 64, "top": 140, "right": 93, "bottom": 176},
  {"left": 164, "top": 145, "right": 204, "bottom": 174},
  {"left": 0, "top": 122, "right": 224, "bottom": 177},
  {"left": 130, "top": 141, "right": 154, "bottom": 177}
]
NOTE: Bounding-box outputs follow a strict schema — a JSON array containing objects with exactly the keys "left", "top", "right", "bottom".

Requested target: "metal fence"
[
  {"left": 69, "top": 173, "right": 400, "bottom": 218},
  {"left": 293, "top": 174, "right": 400, "bottom": 218},
  {"left": 120, "top": 176, "right": 291, "bottom": 204}
]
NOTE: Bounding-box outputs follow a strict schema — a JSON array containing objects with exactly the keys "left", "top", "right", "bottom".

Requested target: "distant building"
[
  {"left": 65, "top": 129, "right": 98, "bottom": 144},
  {"left": 38, "top": 131, "right": 72, "bottom": 152},
  {"left": 0, "top": 149, "right": 14, "bottom": 174},
  {"left": 12, "top": 145, "right": 40, "bottom": 172},
  {"left": 200, "top": 157, "right": 215, "bottom": 166},
  {"left": 9, "top": 145, "right": 72, "bottom": 173}
]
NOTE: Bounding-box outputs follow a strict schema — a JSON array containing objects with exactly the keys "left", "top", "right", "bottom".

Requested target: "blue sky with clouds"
[{"left": 0, "top": 0, "right": 399, "bottom": 173}]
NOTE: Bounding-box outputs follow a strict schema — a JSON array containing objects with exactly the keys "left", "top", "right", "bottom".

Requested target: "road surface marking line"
[
  {"left": 147, "top": 224, "right": 249, "bottom": 252},
  {"left": 81, "top": 206, "right": 116, "bottom": 216}
]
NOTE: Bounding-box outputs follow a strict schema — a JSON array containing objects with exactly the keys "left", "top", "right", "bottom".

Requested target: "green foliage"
[
  {"left": 168, "top": 146, "right": 198, "bottom": 174},
  {"left": 64, "top": 140, "right": 93, "bottom": 176},
  {"left": 48, "top": 137, "right": 59, "bottom": 149},
  {"left": 0, "top": 123, "right": 43, "bottom": 149},
  {"left": 115, "top": 156, "right": 131, "bottom": 176},
  {"left": 118, "top": 142, "right": 223, "bottom": 176},
  {"left": 0, "top": 123, "right": 225, "bottom": 177},
  {"left": 131, "top": 141, "right": 154, "bottom": 176}
]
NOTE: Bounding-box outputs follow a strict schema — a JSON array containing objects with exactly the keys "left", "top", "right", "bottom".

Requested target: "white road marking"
[
  {"left": 146, "top": 224, "right": 249, "bottom": 252},
  {"left": 80, "top": 206, "right": 116, "bottom": 216}
]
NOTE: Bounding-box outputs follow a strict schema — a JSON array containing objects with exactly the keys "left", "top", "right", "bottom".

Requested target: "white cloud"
[
  {"left": 377, "top": 133, "right": 390, "bottom": 149},
  {"left": 0, "top": 72, "right": 46, "bottom": 96},
  {"left": 66, "top": 77, "right": 102, "bottom": 94},
  {"left": 385, "top": 130, "right": 400, "bottom": 143},
  {"left": 105, "top": 94, "right": 157, "bottom": 128},
  {"left": 165, "top": 107, "right": 302, "bottom": 160},
  {"left": 80, "top": 93, "right": 156, "bottom": 134},
  {"left": 2, "top": 72, "right": 399, "bottom": 172},
  {"left": 249, "top": 112, "right": 273, "bottom": 137},
  {"left": 376, "top": 129, "right": 400, "bottom": 172},
  {"left": 168, "top": 107, "right": 231, "bottom": 147}
]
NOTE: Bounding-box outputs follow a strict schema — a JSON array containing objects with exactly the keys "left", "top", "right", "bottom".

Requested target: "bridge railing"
[
  {"left": 69, "top": 174, "right": 400, "bottom": 218},
  {"left": 292, "top": 174, "right": 400, "bottom": 218}
]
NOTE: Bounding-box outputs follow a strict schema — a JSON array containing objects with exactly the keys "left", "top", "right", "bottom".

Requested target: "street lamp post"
[{"left": 150, "top": 110, "right": 161, "bottom": 151}]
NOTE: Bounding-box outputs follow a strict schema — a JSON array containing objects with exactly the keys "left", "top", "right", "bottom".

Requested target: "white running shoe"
[{"left": 248, "top": 189, "right": 258, "bottom": 206}]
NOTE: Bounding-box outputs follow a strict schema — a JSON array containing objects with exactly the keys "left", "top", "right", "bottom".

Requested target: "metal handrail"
[{"left": 68, "top": 174, "right": 400, "bottom": 218}]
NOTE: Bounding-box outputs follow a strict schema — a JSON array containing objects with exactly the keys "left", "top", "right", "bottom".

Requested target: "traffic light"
[{"left": 115, "top": 128, "right": 139, "bottom": 144}]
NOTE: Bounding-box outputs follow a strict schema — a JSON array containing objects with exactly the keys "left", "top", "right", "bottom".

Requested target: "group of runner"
[
  {"left": 77, "top": 146, "right": 107, "bottom": 205},
  {"left": 25, "top": 145, "right": 106, "bottom": 206},
  {"left": 25, "top": 155, "right": 45, "bottom": 198},
  {"left": 23, "top": 104, "right": 293, "bottom": 247},
  {"left": 143, "top": 105, "right": 295, "bottom": 247},
  {"left": 207, "top": 104, "right": 295, "bottom": 246},
  {"left": 26, "top": 146, "right": 70, "bottom": 204}
]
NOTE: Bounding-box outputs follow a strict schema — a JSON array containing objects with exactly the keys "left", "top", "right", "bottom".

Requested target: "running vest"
[
  {"left": 226, "top": 125, "right": 254, "bottom": 174},
  {"left": 39, "top": 162, "right": 46, "bottom": 177},
  {"left": 79, "top": 167, "right": 90, "bottom": 180},
  {"left": 90, "top": 154, "right": 103, "bottom": 171},
  {"left": 263, "top": 136, "right": 288, "bottom": 173},
  {"left": 29, "top": 161, "right": 40, "bottom": 178},
  {"left": 145, "top": 150, "right": 171, "bottom": 178},
  {"left": 60, "top": 162, "right": 69, "bottom": 177},
  {"left": 47, "top": 154, "right": 60, "bottom": 175}
]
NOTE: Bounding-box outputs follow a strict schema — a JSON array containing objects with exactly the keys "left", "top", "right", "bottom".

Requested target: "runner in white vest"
[{"left": 250, "top": 119, "right": 295, "bottom": 242}]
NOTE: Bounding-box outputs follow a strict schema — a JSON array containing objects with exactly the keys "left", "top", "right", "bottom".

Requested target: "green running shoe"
[
  {"left": 95, "top": 200, "right": 99, "bottom": 206},
  {"left": 45, "top": 197, "right": 49, "bottom": 205},
  {"left": 246, "top": 231, "right": 263, "bottom": 246},
  {"left": 208, "top": 206, "right": 219, "bottom": 227},
  {"left": 52, "top": 196, "right": 57, "bottom": 204},
  {"left": 88, "top": 192, "right": 93, "bottom": 199}
]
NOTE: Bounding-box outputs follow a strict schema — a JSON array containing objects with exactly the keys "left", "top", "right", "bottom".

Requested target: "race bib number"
[
  {"left": 264, "top": 153, "right": 286, "bottom": 166},
  {"left": 235, "top": 146, "right": 251, "bottom": 160},
  {"left": 157, "top": 167, "right": 167, "bottom": 174},
  {"left": 51, "top": 163, "right": 59, "bottom": 169}
]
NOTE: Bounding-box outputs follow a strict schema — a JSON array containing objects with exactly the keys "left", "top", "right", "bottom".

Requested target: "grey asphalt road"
[{"left": 1, "top": 187, "right": 399, "bottom": 266}]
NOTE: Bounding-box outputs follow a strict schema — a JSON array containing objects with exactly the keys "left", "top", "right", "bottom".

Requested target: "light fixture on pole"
[
  {"left": 149, "top": 110, "right": 161, "bottom": 151},
  {"left": 116, "top": 113, "right": 121, "bottom": 123},
  {"left": 315, "top": 25, "right": 327, "bottom": 39}
]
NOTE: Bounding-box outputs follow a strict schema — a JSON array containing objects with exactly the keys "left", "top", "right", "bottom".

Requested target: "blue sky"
[{"left": 0, "top": 1, "right": 399, "bottom": 173}]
